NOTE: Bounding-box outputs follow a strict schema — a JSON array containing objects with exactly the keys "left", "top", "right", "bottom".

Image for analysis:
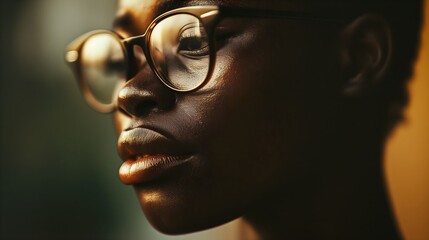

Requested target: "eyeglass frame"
[{"left": 65, "top": 5, "right": 338, "bottom": 113}]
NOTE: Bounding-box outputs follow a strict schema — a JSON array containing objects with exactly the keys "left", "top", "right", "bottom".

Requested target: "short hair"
[{"left": 283, "top": 0, "right": 423, "bottom": 136}]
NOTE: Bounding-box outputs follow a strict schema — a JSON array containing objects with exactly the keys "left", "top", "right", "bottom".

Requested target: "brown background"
[{"left": 386, "top": 1, "right": 429, "bottom": 239}]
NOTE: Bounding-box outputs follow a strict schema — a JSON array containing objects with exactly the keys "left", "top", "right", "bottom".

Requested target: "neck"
[{"left": 241, "top": 131, "right": 400, "bottom": 240}]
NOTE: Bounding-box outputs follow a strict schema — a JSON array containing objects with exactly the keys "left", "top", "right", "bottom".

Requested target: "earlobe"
[{"left": 340, "top": 14, "right": 392, "bottom": 97}]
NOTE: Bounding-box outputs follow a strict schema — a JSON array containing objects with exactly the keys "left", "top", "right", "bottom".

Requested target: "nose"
[{"left": 117, "top": 63, "right": 176, "bottom": 118}]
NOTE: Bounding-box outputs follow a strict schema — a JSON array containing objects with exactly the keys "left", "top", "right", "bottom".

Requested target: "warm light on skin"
[
  {"left": 118, "top": 0, "right": 147, "bottom": 11},
  {"left": 116, "top": 0, "right": 157, "bottom": 36},
  {"left": 142, "top": 192, "right": 163, "bottom": 204}
]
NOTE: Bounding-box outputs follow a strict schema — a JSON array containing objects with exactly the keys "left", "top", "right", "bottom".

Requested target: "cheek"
[{"left": 189, "top": 34, "right": 301, "bottom": 199}]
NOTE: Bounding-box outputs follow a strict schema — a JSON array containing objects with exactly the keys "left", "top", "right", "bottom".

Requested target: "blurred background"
[{"left": 0, "top": 0, "right": 427, "bottom": 239}]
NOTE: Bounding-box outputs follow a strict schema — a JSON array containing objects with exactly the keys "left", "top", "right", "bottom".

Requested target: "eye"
[{"left": 177, "top": 23, "right": 209, "bottom": 58}]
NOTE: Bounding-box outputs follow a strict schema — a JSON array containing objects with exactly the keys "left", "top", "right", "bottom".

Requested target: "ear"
[{"left": 340, "top": 14, "right": 392, "bottom": 97}]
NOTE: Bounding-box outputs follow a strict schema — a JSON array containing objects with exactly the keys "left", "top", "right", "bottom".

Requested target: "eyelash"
[
  {"left": 175, "top": 23, "right": 242, "bottom": 59},
  {"left": 177, "top": 23, "right": 209, "bottom": 58}
]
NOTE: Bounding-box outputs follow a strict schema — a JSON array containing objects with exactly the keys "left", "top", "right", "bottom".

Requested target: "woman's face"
[{"left": 113, "top": 0, "right": 334, "bottom": 234}]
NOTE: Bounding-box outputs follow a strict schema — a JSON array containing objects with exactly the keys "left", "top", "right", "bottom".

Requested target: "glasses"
[{"left": 65, "top": 5, "right": 330, "bottom": 113}]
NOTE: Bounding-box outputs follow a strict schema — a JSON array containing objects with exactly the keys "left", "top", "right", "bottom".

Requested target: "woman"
[{"left": 65, "top": 0, "right": 422, "bottom": 239}]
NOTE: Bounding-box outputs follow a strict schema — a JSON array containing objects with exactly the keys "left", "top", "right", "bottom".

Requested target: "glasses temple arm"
[{"left": 219, "top": 6, "right": 348, "bottom": 22}]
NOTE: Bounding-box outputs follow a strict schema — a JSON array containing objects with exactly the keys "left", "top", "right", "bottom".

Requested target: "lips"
[{"left": 118, "top": 127, "right": 192, "bottom": 185}]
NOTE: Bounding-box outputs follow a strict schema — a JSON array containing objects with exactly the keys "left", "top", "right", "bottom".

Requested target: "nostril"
[
  {"left": 117, "top": 86, "right": 161, "bottom": 117},
  {"left": 118, "top": 107, "right": 131, "bottom": 117},
  {"left": 134, "top": 100, "right": 158, "bottom": 117},
  {"left": 116, "top": 71, "right": 177, "bottom": 118}
]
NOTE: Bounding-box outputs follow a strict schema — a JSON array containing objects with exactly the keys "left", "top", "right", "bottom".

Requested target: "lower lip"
[{"left": 119, "top": 155, "right": 193, "bottom": 185}]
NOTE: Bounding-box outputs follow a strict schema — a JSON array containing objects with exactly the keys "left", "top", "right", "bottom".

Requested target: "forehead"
[
  {"left": 115, "top": 0, "right": 300, "bottom": 34},
  {"left": 117, "top": 0, "right": 222, "bottom": 15},
  {"left": 115, "top": 0, "right": 218, "bottom": 34},
  {"left": 117, "top": 0, "right": 296, "bottom": 8}
]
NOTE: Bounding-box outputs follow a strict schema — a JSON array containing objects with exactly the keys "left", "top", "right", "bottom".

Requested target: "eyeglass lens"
[
  {"left": 79, "top": 13, "right": 210, "bottom": 106},
  {"left": 81, "top": 33, "right": 126, "bottom": 105},
  {"left": 149, "top": 13, "right": 210, "bottom": 91}
]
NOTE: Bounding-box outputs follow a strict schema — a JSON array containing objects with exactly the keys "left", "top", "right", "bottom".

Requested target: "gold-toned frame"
[{"left": 65, "top": 5, "right": 336, "bottom": 113}]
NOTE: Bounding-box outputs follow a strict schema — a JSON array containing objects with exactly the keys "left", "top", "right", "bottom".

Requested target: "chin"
[{"left": 133, "top": 178, "right": 242, "bottom": 235}]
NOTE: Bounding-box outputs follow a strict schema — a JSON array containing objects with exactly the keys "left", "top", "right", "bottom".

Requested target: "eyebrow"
[
  {"left": 157, "top": 0, "right": 222, "bottom": 15},
  {"left": 159, "top": 0, "right": 195, "bottom": 11},
  {"left": 112, "top": 13, "right": 132, "bottom": 29}
]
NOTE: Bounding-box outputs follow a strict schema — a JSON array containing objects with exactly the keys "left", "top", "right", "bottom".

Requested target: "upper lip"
[{"left": 118, "top": 126, "right": 189, "bottom": 162}]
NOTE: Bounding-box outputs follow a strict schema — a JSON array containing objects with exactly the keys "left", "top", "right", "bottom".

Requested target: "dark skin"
[{"left": 113, "top": 0, "right": 400, "bottom": 239}]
